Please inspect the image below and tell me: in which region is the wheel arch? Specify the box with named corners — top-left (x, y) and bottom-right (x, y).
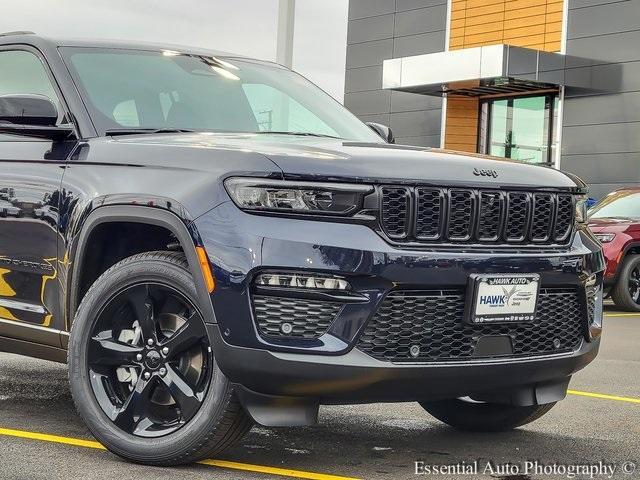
top-left (609, 244), bottom-right (640, 311)
top-left (66, 205), bottom-right (216, 339)
top-left (623, 242), bottom-right (640, 257)
top-left (612, 241), bottom-right (640, 280)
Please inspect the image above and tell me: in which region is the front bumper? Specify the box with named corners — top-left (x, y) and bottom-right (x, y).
top-left (195, 202), bottom-right (604, 406)
top-left (210, 323), bottom-right (599, 403)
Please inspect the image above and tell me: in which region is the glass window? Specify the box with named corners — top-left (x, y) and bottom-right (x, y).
top-left (480, 94), bottom-right (558, 165)
top-left (112, 99), bottom-right (140, 127)
top-left (589, 190), bottom-right (640, 219)
top-left (242, 83), bottom-right (338, 137)
top-left (61, 47), bottom-right (382, 143)
top-left (0, 50), bottom-right (62, 141)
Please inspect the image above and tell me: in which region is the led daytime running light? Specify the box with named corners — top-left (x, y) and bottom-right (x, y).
top-left (255, 273), bottom-right (350, 291)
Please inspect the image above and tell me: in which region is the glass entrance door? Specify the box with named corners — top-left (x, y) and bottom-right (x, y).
top-left (480, 94), bottom-right (558, 165)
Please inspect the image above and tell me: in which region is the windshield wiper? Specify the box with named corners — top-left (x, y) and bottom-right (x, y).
top-left (105, 128), bottom-right (343, 139)
top-left (252, 131), bottom-right (342, 139)
top-left (105, 128), bottom-right (196, 136)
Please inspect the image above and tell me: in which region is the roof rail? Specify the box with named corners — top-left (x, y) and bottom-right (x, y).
top-left (0, 31), bottom-right (36, 37)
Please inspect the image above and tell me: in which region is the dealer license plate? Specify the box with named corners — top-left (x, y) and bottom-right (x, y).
top-left (466, 274), bottom-right (540, 324)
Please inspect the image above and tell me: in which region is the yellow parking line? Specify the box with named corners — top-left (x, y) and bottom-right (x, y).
top-left (0, 427), bottom-right (360, 480)
top-left (604, 313), bottom-right (640, 317)
top-left (0, 427), bottom-right (105, 449)
top-left (199, 459), bottom-right (360, 480)
top-left (568, 390), bottom-right (640, 404)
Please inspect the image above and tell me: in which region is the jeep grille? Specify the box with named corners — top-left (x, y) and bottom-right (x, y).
top-left (380, 187), bottom-right (575, 246)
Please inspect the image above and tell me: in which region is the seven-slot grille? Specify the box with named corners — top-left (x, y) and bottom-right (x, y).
top-left (356, 288), bottom-right (586, 363)
top-left (380, 187), bottom-right (575, 245)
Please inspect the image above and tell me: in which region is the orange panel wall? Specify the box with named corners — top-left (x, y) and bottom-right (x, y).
top-left (444, 97), bottom-right (479, 153)
top-left (444, 0), bottom-right (564, 152)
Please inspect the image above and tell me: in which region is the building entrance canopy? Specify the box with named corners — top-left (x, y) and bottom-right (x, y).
top-left (383, 45), bottom-right (612, 97)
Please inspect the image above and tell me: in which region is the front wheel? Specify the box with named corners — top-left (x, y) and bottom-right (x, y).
top-left (419, 398), bottom-right (556, 432)
top-left (68, 251), bottom-right (252, 465)
top-left (611, 254), bottom-right (640, 312)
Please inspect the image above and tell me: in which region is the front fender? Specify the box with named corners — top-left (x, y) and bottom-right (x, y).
top-left (65, 204), bottom-right (216, 335)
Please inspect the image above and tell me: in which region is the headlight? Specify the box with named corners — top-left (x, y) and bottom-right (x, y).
top-left (595, 233), bottom-right (615, 243)
top-left (224, 178), bottom-right (373, 215)
top-left (575, 196), bottom-right (588, 223)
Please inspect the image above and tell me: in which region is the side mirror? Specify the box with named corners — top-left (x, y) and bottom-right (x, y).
top-left (0, 94), bottom-right (74, 140)
top-left (366, 122), bottom-right (395, 144)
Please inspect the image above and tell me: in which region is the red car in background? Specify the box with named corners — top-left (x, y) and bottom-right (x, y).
top-left (589, 187), bottom-right (640, 311)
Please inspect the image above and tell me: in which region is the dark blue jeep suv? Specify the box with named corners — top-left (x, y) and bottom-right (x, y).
top-left (0, 33), bottom-right (603, 465)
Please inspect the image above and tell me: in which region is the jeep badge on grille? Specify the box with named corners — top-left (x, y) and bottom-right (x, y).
top-left (473, 168), bottom-right (498, 178)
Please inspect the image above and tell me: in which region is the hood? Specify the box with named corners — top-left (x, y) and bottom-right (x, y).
top-left (588, 217), bottom-right (640, 233)
top-left (112, 133), bottom-right (582, 189)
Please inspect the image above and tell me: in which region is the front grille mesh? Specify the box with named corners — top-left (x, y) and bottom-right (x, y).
top-left (448, 190), bottom-right (474, 240)
top-left (505, 192), bottom-right (529, 241)
top-left (531, 193), bottom-right (553, 241)
top-left (554, 194), bottom-right (574, 241)
top-left (357, 288), bottom-right (585, 362)
top-left (253, 295), bottom-right (342, 339)
top-left (477, 191), bottom-right (503, 240)
top-left (381, 187), bottom-right (409, 238)
top-left (415, 188), bottom-right (443, 239)
top-left (587, 295), bottom-right (596, 325)
top-left (379, 187), bottom-right (575, 245)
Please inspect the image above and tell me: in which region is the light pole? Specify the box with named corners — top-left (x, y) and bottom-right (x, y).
top-left (275, 0), bottom-right (295, 131)
top-left (276, 0), bottom-right (295, 68)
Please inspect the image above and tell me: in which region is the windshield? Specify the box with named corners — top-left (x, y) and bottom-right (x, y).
top-left (589, 190), bottom-right (640, 219)
top-left (60, 47), bottom-right (382, 142)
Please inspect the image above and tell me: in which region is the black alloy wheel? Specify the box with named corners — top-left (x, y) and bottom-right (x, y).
top-left (628, 265), bottom-right (640, 304)
top-left (68, 251), bottom-right (252, 465)
top-left (88, 283), bottom-right (211, 437)
top-left (611, 254), bottom-right (640, 312)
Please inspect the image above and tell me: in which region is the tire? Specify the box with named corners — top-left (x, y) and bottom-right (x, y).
top-left (611, 254), bottom-right (640, 312)
top-left (419, 398), bottom-right (556, 432)
top-left (68, 251), bottom-right (252, 466)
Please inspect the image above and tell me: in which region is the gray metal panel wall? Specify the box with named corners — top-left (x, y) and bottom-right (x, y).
top-left (344, 0), bottom-right (447, 147)
top-left (562, 0), bottom-right (640, 199)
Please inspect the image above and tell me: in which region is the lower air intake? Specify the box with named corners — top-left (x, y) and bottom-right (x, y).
top-left (253, 295), bottom-right (343, 339)
top-left (357, 288), bottom-right (585, 362)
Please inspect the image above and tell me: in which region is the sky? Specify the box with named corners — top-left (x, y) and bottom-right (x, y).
top-left (0, 0), bottom-right (349, 101)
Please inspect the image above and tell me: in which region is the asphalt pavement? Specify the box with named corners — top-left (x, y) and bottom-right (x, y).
top-left (0, 306), bottom-right (638, 480)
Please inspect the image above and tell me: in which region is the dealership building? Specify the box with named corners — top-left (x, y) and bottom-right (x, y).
top-left (344, 0), bottom-right (640, 198)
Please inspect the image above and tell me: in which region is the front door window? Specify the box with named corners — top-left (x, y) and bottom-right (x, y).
top-left (480, 94), bottom-right (558, 165)
top-left (0, 50), bottom-right (62, 141)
